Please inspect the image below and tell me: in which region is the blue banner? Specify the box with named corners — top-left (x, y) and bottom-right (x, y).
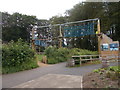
top-left (35, 40), bottom-right (47, 47)
top-left (64, 23), bottom-right (95, 37)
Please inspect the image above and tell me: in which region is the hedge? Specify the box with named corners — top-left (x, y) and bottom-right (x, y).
top-left (2, 39), bottom-right (38, 74)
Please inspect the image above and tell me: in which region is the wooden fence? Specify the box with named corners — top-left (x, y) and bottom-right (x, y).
top-left (72, 55), bottom-right (100, 65)
top-left (72, 54), bottom-right (119, 64)
top-left (66, 54), bottom-right (119, 67)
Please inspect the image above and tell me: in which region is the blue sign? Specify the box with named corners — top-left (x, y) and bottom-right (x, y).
top-left (109, 43), bottom-right (119, 51)
top-left (64, 23), bottom-right (95, 37)
top-left (101, 44), bottom-right (109, 51)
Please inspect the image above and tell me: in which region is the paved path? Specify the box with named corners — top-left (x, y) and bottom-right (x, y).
top-left (13, 74), bottom-right (82, 88)
top-left (2, 62), bottom-right (118, 88)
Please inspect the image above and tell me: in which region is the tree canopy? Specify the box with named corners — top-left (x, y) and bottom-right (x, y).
top-left (2, 12), bottom-right (49, 42)
top-left (1, 2), bottom-right (120, 50)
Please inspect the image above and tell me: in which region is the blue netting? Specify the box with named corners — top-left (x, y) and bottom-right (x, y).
top-left (35, 40), bottom-right (47, 47)
top-left (64, 23), bottom-right (95, 37)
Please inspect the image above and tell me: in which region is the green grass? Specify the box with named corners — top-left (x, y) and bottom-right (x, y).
top-left (2, 60), bottom-right (38, 74)
top-left (36, 54), bottom-right (46, 62)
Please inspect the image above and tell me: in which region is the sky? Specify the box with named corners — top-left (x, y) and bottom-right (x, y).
top-left (0, 0), bottom-right (85, 20)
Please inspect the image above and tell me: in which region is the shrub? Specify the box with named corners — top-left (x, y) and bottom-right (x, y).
top-left (93, 69), bottom-right (100, 73)
top-left (2, 39), bottom-right (38, 74)
top-left (45, 46), bottom-right (71, 64)
top-left (44, 47), bottom-right (98, 64)
top-left (109, 66), bottom-right (120, 72)
top-left (71, 48), bottom-right (98, 55)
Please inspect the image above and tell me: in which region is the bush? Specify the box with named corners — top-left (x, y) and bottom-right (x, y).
top-left (93, 69), bottom-right (100, 73)
top-left (45, 47), bottom-right (98, 64)
top-left (2, 39), bottom-right (38, 74)
top-left (109, 66), bottom-right (120, 72)
top-left (45, 46), bottom-right (71, 64)
top-left (71, 48), bottom-right (98, 55)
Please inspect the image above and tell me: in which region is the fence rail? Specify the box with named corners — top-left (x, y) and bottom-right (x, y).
top-left (72, 55), bottom-right (100, 65)
top-left (67, 54), bottom-right (119, 67)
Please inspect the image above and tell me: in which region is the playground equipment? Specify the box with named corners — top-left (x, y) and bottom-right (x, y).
top-left (31, 18), bottom-right (100, 51)
top-left (31, 18), bottom-right (119, 65)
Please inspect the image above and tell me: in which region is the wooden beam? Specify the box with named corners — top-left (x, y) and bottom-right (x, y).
top-left (97, 19), bottom-right (101, 56)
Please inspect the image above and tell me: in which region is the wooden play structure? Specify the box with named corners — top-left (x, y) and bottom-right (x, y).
top-left (31, 18), bottom-right (119, 66)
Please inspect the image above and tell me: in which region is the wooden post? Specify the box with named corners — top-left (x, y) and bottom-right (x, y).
top-left (97, 19), bottom-right (101, 56)
top-left (32, 28), bottom-right (35, 50)
top-left (59, 25), bottom-right (62, 48)
top-left (80, 56), bottom-right (81, 65)
top-left (90, 56), bottom-right (92, 63)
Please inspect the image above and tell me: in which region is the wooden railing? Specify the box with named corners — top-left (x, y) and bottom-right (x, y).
top-left (67, 54), bottom-right (119, 67)
top-left (72, 55), bottom-right (100, 65)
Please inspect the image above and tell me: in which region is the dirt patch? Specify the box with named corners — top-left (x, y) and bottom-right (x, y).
top-left (37, 61), bottom-right (52, 67)
top-left (83, 72), bottom-right (119, 88)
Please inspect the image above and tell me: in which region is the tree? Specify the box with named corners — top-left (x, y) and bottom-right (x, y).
top-left (2, 12), bottom-right (37, 42)
top-left (64, 2), bottom-right (120, 50)
top-left (2, 12), bottom-right (49, 42)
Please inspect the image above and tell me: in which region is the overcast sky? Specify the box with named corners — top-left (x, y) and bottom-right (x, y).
top-left (0, 0), bottom-right (85, 20)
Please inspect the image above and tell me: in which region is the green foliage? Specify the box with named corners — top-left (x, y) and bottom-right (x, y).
top-left (2, 12), bottom-right (49, 42)
top-left (45, 47), bottom-right (98, 64)
top-left (65, 2), bottom-right (120, 50)
top-left (2, 39), bottom-right (38, 74)
top-left (71, 48), bottom-right (98, 55)
top-left (93, 66), bottom-right (120, 80)
top-left (109, 66), bottom-right (120, 72)
top-left (93, 69), bottom-right (100, 73)
top-left (49, 15), bottom-right (67, 24)
top-left (36, 54), bottom-right (46, 62)
top-left (44, 46), bottom-right (71, 64)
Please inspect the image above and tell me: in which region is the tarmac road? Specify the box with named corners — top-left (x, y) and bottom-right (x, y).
top-left (2, 62), bottom-right (118, 88)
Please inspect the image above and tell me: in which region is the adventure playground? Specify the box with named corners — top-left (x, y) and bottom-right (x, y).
top-left (31, 18), bottom-right (119, 67)
top-left (1, 2), bottom-right (120, 89)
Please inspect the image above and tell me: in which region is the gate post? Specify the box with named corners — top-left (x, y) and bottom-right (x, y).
top-left (59, 25), bottom-right (62, 48)
top-left (97, 19), bottom-right (101, 56)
